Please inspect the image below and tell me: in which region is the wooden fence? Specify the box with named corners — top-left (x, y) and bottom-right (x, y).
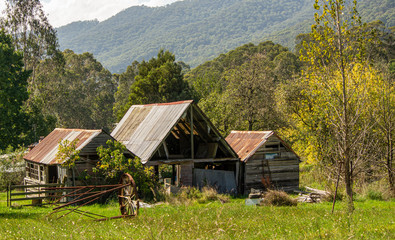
top-left (7, 183), bottom-right (65, 207)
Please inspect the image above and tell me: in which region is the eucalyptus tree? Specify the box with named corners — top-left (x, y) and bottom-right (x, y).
top-left (113, 61), bottom-right (139, 121)
top-left (223, 53), bottom-right (278, 132)
top-left (0, 31), bottom-right (30, 149)
top-left (0, 0), bottom-right (61, 84)
top-left (35, 50), bottom-right (116, 131)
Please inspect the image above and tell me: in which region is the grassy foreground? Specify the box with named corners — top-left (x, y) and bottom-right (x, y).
top-left (0, 192), bottom-right (394, 239)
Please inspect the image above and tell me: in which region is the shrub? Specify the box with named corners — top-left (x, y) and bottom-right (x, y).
top-left (367, 190), bottom-right (383, 201)
top-left (352, 179), bottom-right (394, 201)
top-left (260, 190), bottom-right (297, 206)
top-left (179, 186), bottom-right (203, 200)
top-left (163, 186), bottom-right (201, 205)
top-left (356, 180), bottom-right (392, 201)
top-left (198, 186), bottom-right (230, 204)
top-left (94, 140), bottom-right (159, 202)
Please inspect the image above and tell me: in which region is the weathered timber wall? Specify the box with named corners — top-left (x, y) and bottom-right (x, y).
top-left (79, 132), bottom-right (113, 155)
top-left (180, 161), bottom-right (193, 186)
top-left (244, 136), bottom-right (299, 193)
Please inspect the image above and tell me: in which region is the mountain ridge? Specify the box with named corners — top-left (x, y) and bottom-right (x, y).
top-left (56, 0), bottom-right (394, 73)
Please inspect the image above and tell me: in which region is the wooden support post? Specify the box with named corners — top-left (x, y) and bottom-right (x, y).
top-left (190, 108), bottom-right (194, 159)
top-left (7, 183), bottom-right (10, 207)
top-left (163, 143), bottom-right (169, 160)
top-left (72, 167), bottom-right (76, 187)
top-left (171, 165), bottom-right (176, 185)
top-left (154, 165), bottom-right (159, 180)
top-left (235, 161), bottom-right (239, 194)
top-left (38, 165), bottom-right (41, 183)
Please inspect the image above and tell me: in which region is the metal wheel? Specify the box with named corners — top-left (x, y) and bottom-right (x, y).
top-left (118, 173), bottom-right (139, 216)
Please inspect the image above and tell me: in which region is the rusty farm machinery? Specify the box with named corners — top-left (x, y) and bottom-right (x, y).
top-left (46, 173), bottom-right (139, 221)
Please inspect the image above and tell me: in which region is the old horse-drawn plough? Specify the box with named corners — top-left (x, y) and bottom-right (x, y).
top-left (46, 173), bottom-right (139, 221)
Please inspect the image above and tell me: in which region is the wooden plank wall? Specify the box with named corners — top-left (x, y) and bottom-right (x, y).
top-left (244, 136), bottom-right (299, 193)
top-left (73, 157), bottom-right (101, 186)
top-left (180, 161), bottom-right (193, 186)
top-left (79, 132), bottom-right (113, 155)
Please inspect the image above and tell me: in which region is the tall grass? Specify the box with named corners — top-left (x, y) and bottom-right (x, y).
top-left (164, 186), bottom-right (230, 205)
top-left (0, 192), bottom-right (393, 239)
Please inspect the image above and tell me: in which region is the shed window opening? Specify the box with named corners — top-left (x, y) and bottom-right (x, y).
top-left (265, 153), bottom-right (278, 160)
top-left (26, 162), bottom-right (40, 180)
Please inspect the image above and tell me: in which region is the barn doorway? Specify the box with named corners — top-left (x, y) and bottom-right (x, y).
top-left (48, 165), bottom-right (58, 183)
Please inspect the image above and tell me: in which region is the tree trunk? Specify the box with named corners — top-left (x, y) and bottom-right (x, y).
top-left (335, 1), bottom-right (354, 212)
top-left (388, 131), bottom-right (394, 196)
top-left (248, 120), bottom-right (253, 131)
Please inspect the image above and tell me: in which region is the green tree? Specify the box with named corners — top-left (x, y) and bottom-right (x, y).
top-left (273, 51), bottom-right (301, 82)
top-left (198, 90), bottom-right (236, 135)
top-left (0, 0), bottom-right (61, 82)
top-left (55, 139), bottom-right (81, 168)
top-left (0, 147), bottom-right (25, 190)
top-left (0, 31), bottom-right (30, 150)
top-left (186, 41), bottom-right (294, 101)
top-left (125, 49), bottom-right (193, 114)
top-left (34, 50), bottom-right (116, 130)
top-left (113, 61), bottom-right (139, 121)
top-left (95, 140), bottom-right (158, 200)
top-left (224, 53), bottom-right (278, 131)
top-left (195, 41), bottom-right (299, 136)
top-left (1, 0), bottom-right (62, 145)
top-left (371, 62), bottom-right (395, 195)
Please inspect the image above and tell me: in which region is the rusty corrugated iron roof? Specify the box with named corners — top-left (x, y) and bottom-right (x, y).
top-left (226, 131), bottom-right (300, 162)
top-left (111, 100), bottom-right (193, 163)
top-left (24, 128), bottom-right (103, 165)
top-left (225, 131), bottom-right (273, 162)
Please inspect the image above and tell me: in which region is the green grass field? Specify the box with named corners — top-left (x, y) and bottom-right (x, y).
top-left (0, 192), bottom-right (394, 239)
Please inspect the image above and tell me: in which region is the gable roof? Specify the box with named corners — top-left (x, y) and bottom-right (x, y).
top-left (225, 131), bottom-right (299, 162)
top-left (24, 128), bottom-right (114, 165)
top-left (111, 100), bottom-right (237, 163)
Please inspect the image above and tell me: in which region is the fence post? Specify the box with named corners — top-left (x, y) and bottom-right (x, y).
top-left (7, 183), bottom-right (10, 207)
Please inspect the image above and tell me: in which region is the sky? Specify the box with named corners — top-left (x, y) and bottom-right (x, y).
top-left (0, 0), bottom-right (180, 27)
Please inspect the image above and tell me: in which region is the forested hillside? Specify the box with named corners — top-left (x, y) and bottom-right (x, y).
top-left (57, 0), bottom-right (394, 73)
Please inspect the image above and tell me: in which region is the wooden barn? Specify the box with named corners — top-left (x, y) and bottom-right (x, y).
top-left (226, 131), bottom-right (300, 193)
top-left (23, 128), bottom-right (130, 186)
top-left (111, 100), bottom-right (240, 193)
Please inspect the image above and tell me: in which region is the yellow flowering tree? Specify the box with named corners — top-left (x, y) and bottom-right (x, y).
top-left (294, 0), bottom-right (383, 211)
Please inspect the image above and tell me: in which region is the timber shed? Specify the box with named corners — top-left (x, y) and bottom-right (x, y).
top-left (23, 128), bottom-right (130, 186)
top-left (226, 131), bottom-right (300, 193)
top-left (111, 100), bottom-right (240, 193)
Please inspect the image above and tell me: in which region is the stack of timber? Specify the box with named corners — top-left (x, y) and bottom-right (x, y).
top-left (296, 187), bottom-right (330, 203)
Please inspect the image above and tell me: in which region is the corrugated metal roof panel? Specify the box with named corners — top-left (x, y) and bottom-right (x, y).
top-left (225, 131), bottom-right (273, 162)
top-left (111, 101), bottom-right (192, 163)
top-left (24, 128), bottom-right (103, 165)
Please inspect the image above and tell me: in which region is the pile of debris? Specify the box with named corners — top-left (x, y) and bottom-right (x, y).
top-left (296, 187), bottom-right (330, 203)
top-left (245, 187), bottom-right (330, 206)
top-left (245, 188), bottom-right (265, 206)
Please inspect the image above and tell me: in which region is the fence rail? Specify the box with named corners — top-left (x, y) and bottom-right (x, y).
top-left (7, 183), bottom-right (65, 207)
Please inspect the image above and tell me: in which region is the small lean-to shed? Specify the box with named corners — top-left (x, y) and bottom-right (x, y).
top-left (111, 100), bottom-right (240, 193)
top-left (23, 128), bottom-right (129, 186)
top-left (226, 131), bottom-right (300, 193)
